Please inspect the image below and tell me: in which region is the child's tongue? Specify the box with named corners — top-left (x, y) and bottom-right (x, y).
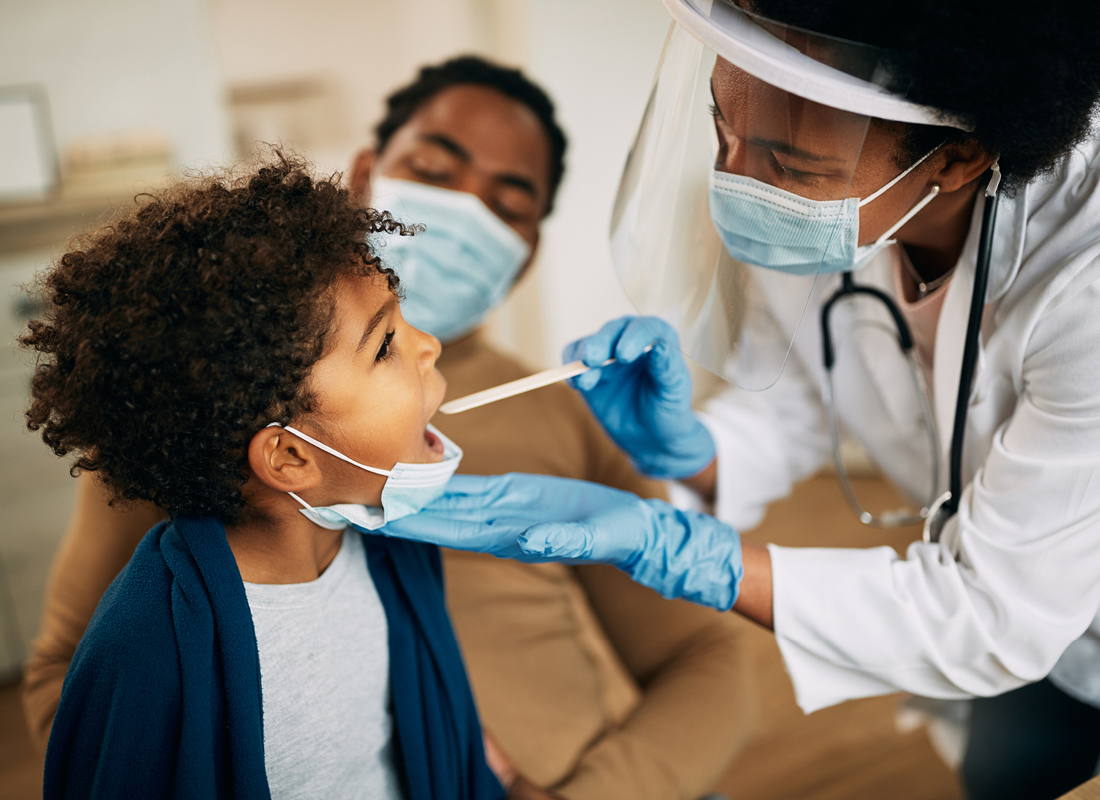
top-left (424, 428), bottom-right (444, 455)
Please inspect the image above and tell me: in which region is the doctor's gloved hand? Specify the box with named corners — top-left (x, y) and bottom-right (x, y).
top-left (564, 316), bottom-right (716, 480)
top-left (379, 473), bottom-right (641, 561)
top-left (381, 473), bottom-right (743, 610)
top-left (519, 495), bottom-right (743, 611)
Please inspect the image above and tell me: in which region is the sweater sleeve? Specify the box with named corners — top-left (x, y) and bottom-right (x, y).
top-left (557, 565), bottom-right (751, 800)
top-left (550, 404), bottom-right (750, 800)
top-left (22, 473), bottom-right (162, 751)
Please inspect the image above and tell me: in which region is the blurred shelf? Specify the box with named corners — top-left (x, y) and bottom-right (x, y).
top-left (0, 168), bottom-right (172, 255)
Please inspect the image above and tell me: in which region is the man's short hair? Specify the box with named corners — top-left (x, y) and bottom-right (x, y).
top-left (375, 55), bottom-right (568, 215)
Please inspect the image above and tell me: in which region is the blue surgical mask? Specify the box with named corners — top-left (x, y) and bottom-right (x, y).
top-left (266, 422), bottom-right (463, 531)
top-left (708, 147), bottom-right (941, 276)
top-left (370, 177), bottom-right (532, 343)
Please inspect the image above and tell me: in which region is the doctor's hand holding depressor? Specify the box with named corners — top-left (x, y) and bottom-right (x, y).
top-left (380, 473), bottom-right (745, 611)
top-left (563, 316), bottom-right (717, 486)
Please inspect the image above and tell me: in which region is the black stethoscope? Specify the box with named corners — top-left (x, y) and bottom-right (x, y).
top-left (819, 176), bottom-right (1001, 543)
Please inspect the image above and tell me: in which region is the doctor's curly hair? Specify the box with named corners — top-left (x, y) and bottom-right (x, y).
top-left (21, 149), bottom-right (410, 523)
top-left (751, 0), bottom-right (1100, 192)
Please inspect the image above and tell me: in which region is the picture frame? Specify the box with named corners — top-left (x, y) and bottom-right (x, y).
top-left (0, 84), bottom-right (58, 204)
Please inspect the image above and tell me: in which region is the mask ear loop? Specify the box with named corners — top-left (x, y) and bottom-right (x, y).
top-left (858, 144), bottom-right (943, 208)
top-left (287, 491), bottom-right (319, 513)
top-left (263, 422), bottom-right (393, 477)
top-left (873, 183), bottom-right (941, 245)
top-left (854, 143), bottom-right (945, 249)
top-left (264, 422), bottom-right (392, 519)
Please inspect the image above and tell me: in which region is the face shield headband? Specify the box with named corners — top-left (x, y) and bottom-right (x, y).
top-left (609, 0), bottom-right (972, 390)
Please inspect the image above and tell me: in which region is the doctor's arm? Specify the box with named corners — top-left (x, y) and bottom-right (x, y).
top-left (386, 472), bottom-right (773, 625)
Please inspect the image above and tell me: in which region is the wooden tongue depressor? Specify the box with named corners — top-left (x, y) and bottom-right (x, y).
top-left (439, 345), bottom-right (653, 415)
top-left (439, 359), bottom-right (610, 415)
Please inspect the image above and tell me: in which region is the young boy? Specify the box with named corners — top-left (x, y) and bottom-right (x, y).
top-left (21, 151), bottom-right (505, 800)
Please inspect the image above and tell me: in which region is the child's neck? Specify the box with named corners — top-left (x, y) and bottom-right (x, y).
top-left (225, 501), bottom-right (344, 585)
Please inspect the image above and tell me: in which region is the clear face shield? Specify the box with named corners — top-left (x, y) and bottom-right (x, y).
top-left (611, 0), bottom-right (963, 391)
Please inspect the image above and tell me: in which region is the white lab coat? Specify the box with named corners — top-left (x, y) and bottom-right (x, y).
top-left (690, 135), bottom-right (1100, 714)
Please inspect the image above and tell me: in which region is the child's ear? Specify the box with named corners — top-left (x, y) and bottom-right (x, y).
top-left (247, 427), bottom-right (322, 494)
top-left (347, 148), bottom-right (375, 206)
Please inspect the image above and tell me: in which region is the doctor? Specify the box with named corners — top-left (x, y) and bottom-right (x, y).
top-left (383, 0), bottom-right (1100, 797)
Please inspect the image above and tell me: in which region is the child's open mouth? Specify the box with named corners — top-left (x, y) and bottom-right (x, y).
top-left (424, 428), bottom-right (445, 456)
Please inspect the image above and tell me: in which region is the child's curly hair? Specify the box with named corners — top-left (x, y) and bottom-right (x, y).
top-left (21, 149), bottom-right (412, 523)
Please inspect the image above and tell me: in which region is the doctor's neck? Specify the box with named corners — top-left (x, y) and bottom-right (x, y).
top-left (895, 178), bottom-right (982, 283)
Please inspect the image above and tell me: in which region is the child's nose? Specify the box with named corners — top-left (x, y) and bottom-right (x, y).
top-left (415, 326), bottom-right (442, 372)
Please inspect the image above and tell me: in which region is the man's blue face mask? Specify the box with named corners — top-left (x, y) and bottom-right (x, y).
top-left (371, 177), bottom-right (532, 343)
top-left (708, 146), bottom-right (942, 276)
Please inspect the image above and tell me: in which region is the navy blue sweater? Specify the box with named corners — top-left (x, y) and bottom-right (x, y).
top-left (44, 516), bottom-right (504, 800)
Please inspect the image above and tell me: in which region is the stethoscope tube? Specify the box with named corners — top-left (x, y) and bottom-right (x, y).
top-left (821, 271), bottom-right (941, 529)
top-left (945, 193), bottom-right (999, 519)
top-left (820, 272), bottom-right (916, 371)
top-left (820, 191), bottom-right (1000, 542)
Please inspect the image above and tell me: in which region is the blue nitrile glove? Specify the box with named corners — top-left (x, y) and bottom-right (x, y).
top-left (379, 473), bottom-right (640, 562)
top-left (563, 316), bottom-right (716, 480)
top-left (381, 473), bottom-right (743, 610)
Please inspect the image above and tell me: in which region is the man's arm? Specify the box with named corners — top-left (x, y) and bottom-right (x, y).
top-left (547, 411), bottom-right (751, 800)
top-left (22, 473), bottom-right (162, 750)
top-left (557, 564), bottom-right (751, 800)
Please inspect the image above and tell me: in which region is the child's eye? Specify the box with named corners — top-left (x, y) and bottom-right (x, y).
top-left (376, 330), bottom-right (395, 362)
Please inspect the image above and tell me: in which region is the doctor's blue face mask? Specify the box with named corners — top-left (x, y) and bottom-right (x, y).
top-left (370, 177), bottom-right (532, 343)
top-left (708, 146), bottom-right (942, 276)
top-left (266, 422), bottom-right (463, 532)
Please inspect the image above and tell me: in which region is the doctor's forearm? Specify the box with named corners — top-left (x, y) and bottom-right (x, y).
top-left (732, 542), bottom-right (773, 630)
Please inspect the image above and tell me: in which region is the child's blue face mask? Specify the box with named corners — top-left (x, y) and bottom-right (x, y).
top-left (371, 177), bottom-right (532, 343)
top-left (266, 423), bottom-right (463, 531)
top-left (707, 146), bottom-right (941, 276)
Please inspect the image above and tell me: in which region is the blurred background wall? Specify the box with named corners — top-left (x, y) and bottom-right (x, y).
top-left (0, 0), bottom-right (235, 681)
top-left (205, 0), bottom-right (671, 368)
top-left (0, 0), bottom-right (672, 677)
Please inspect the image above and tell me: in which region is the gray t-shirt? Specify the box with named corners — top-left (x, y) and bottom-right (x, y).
top-left (244, 529), bottom-right (403, 800)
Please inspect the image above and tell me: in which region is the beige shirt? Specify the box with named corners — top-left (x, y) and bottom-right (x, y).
top-left (433, 334), bottom-right (750, 800)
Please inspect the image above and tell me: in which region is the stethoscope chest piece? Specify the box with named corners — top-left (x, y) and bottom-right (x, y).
top-left (922, 491), bottom-right (953, 544)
